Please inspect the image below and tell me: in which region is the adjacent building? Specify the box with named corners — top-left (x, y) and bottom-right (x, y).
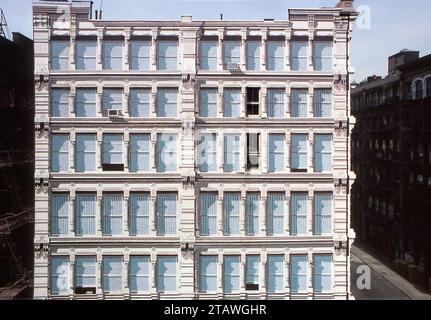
top-left (352, 50), bottom-right (431, 290)
top-left (0, 30), bottom-right (34, 299)
top-left (33, 0), bottom-right (357, 299)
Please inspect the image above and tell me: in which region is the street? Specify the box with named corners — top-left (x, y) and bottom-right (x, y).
top-left (351, 253), bottom-right (408, 300)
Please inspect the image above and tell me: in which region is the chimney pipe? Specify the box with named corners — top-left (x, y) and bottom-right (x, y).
top-left (95, 10), bottom-right (98, 20)
top-left (99, 10), bottom-right (103, 19)
top-left (220, 14), bottom-right (223, 20)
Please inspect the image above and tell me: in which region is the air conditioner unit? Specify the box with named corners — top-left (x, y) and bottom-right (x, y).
top-left (227, 62), bottom-right (240, 71)
top-left (108, 109), bottom-right (123, 118)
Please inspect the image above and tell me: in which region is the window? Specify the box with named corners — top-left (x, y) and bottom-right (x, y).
top-left (156, 133), bottom-right (178, 172)
top-left (102, 134), bottom-right (124, 171)
top-left (223, 256), bottom-right (240, 293)
top-left (103, 256), bottom-right (123, 293)
top-left (291, 134), bottom-right (308, 172)
top-left (314, 255), bottom-right (332, 292)
top-left (129, 134), bottom-right (150, 172)
top-left (314, 134), bottom-right (332, 172)
top-left (267, 41), bottom-right (284, 71)
top-left (314, 193), bottom-right (332, 235)
top-left (291, 193), bottom-right (308, 236)
top-left (200, 256), bottom-right (218, 293)
top-left (267, 89), bottom-right (284, 118)
top-left (200, 41), bottom-right (218, 70)
top-left (51, 135), bottom-right (69, 172)
top-left (245, 255), bottom-right (260, 290)
top-left (268, 134), bottom-right (285, 173)
top-left (103, 41), bottom-right (123, 70)
top-left (75, 256), bottom-right (97, 294)
top-left (129, 193), bottom-right (150, 236)
top-left (51, 257), bottom-right (69, 295)
top-left (426, 78), bottom-right (431, 97)
top-left (103, 89), bottom-right (123, 113)
top-left (246, 88), bottom-right (260, 116)
top-left (158, 41), bottom-right (177, 70)
top-left (224, 41), bottom-right (241, 65)
top-left (51, 88), bottom-right (69, 117)
top-left (76, 134), bottom-right (97, 172)
top-left (130, 41), bottom-right (150, 70)
top-left (129, 88), bottom-right (150, 117)
top-left (291, 41), bottom-right (307, 71)
top-left (291, 89), bottom-right (308, 118)
top-left (75, 193), bottom-right (96, 236)
top-left (129, 256), bottom-right (150, 293)
top-left (75, 88), bottom-right (97, 117)
top-left (247, 41), bottom-right (261, 71)
top-left (224, 134), bottom-right (241, 172)
top-left (267, 193), bottom-right (284, 235)
top-left (290, 255), bottom-right (307, 292)
top-left (247, 133), bottom-right (260, 170)
top-left (51, 41), bottom-right (69, 70)
top-left (267, 255), bottom-right (284, 293)
top-left (414, 80), bottom-right (424, 100)
top-left (157, 256), bottom-right (177, 292)
top-left (224, 89), bottom-right (241, 118)
top-left (200, 193), bottom-right (217, 236)
top-left (102, 193), bottom-right (123, 236)
top-left (314, 41), bottom-right (332, 71)
top-left (157, 89), bottom-right (178, 117)
top-left (76, 40), bottom-right (97, 70)
top-left (51, 194), bottom-right (69, 236)
top-left (198, 133), bottom-right (217, 172)
top-left (200, 89), bottom-right (218, 117)
top-left (314, 89), bottom-right (332, 118)
top-left (246, 193), bottom-right (260, 236)
top-left (156, 193), bottom-right (177, 235)
top-left (223, 193), bottom-right (240, 235)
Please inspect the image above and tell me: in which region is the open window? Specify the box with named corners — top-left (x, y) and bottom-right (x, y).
top-left (247, 133), bottom-right (260, 170)
top-left (246, 88), bottom-right (260, 116)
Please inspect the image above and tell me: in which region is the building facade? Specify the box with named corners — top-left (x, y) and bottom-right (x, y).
top-left (33, 0), bottom-right (357, 300)
top-left (352, 51), bottom-right (431, 290)
top-left (0, 31), bottom-right (34, 299)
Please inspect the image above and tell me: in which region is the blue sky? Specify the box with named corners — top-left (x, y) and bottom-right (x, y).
top-left (1, 0), bottom-right (431, 81)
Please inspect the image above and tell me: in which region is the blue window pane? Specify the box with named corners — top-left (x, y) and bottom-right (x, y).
top-left (51, 135), bottom-right (69, 172)
top-left (223, 193), bottom-right (240, 235)
top-left (51, 41), bottom-right (69, 70)
top-left (246, 193), bottom-right (260, 236)
top-left (130, 193), bottom-right (150, 236)
top-left (314, 193), bottom-right (333, 235)
top-left (75, 194), bottom-right (96, 236)
top-left (51, 89), bottom-right (69, 117)
top-left (103, 41), bottom-right (123, 70)
top-left (157, 256), bottom-right (177, 292)
top-left (198, 133), bottom-right (217, 172)
top-left (156, 133), bottom-right (177, 172)
top-left (157, 89), bottom-right (177, 117)
top-left (291, 193), bottom-right (308, 236)
top-left (314, 255), bottom-right (332, 292)
top-left (76, 41), bottom-right (97, 70)
top-left (291, 134), bottom-right (308, 170)
top-left (314, 134), bottom-right (332, 172)
top-left (267, 255), bottom-right (284, 292)
top-left (200, 89), bottom-right (218, 117)
top-left (201, 42), bottom-right (218, 70)
top-left (247, 42), bottom-right (260, 71)
top-left (51, 257), bottom-right (69, 294)
top-left (291, 42), bottom-right (307, 71)
top-left (157, 193), bottom-right (177, 235)
top-left (51, 194), bottom-right (69, 236)
top-left (75, 256), bottom-right (96, 287)
top-left (75, 89), bottom-right (97, 117)
top-left (130, 134), bottom-right (150, 172)
top-left (200, 256), bottom-right (218, 293)
top-left (223, 89), bottom-right (241, 118)
top-left (130, 41), bottom-right (150, 70)
top-left (290, 255), bottom-right (307, 292)
top-left (200, 193), bottom-right (218, 236)
top-left (267, 193), bottom-right (284, 235)
top-left (223, 256), bottom-right (240, 293)
top-left (103, 256), bottom-right (123, 292)
top-left (102, 194), bottom-right (123, 236)
top-left (267, 42), bottom-right (284, 71)
top-left (224, 134), bottom-right (240, 172)
top-left (130, 256), bottom-right (150, 292)
top-left (76, 134), bottom-right (96, 172)
top-left (268, 134), bottom-right (284, 173)
top-left (129, 89), bottom-right (150, 117)
top-left (158, 42), bottom-right (177, 70)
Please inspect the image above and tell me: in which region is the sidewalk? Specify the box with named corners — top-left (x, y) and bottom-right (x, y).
top-left (352, 244), bottom-right (431, 300)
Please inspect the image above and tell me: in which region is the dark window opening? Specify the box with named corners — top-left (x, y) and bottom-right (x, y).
top-left (102, 163), bottom-right (124, 171)
top-left (74, 287), bottom-right (96, 295)
top-left (245, 283), bottom-right (259, 291)
top-left (246, 88), bottom-right (260, 116)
